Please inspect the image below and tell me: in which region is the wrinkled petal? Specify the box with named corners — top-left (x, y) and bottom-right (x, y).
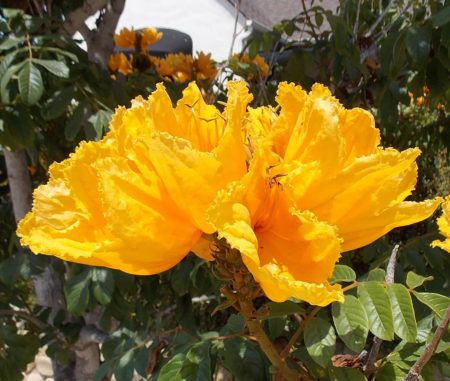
top-left (432, 197), bottom-right (450, 253)
top-left (207, 183), bottom-right (343, 305)
top-left (287, 147), bottom-right (442, 251)
top-left (18, 82), bottom-right (251, 275)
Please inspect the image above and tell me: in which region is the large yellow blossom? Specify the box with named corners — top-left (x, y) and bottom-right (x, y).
top-left (432, 197), bottom-right (450, 253)
top-left (208, 82), bottom-right (441, 306)
top-left (17, 82), bottom-right (251, 275)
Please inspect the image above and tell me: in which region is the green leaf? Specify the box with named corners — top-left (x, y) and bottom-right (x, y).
top-left (357, 282), bottom-right (394, 340)
top-left (416, 315), bottom-right (433, 343)
top-left (332, 295), bottom-right (369, 353)
top-left (0, 35), bottom-right (24, 51)
top-left (405, 26), bottom-right (430, 64)
top-left (134, 346), bottom-right (149, 376)
top-left (0, 104), bottom-right (34, 149)
top-left (33, 58), bottom-right (70, 78)
top-left (220, 338), bottom-right (268, 381)
top-left (64, 269), bottom-right (91, 316)
top-left (87, 109), bottom-right (111, 141)
top-left (387, 284), bottom-right (417, 342)
top-left (304, 317), bottom-right (336, 368)
top-left (65, 101), bottom-right (87, 141)
top-left (332, 367), bottom-right (367, 381)
top-left (430, 7), bottom-right (450, 27)
top-left (0, 61), bottom-right (26, 103)
top-left (180, 341), bottom-right (212, 381)
top-left (114, 349), bottom-right (135, 381)
top-left (263, 301), bottom-right (305, 318)
top-left (171, 259), bottom-right (194, 296)
top-left (41, 86), bottom-right (75, 120)
top-left (157, 353), bottom-right (185, 381)
top-left (412, 292), bottom-right (450, 319)
top-left (329, 265), bottom-right (356, 284)
top-left (92, 268), bottom-right (114, 305)
top-left (268, 317), bottom-right (286, 339)
top-left (376, 362), bottom-right (408, 381)
top-left (406, 271), bottom-right (433, 289)
top-left (18, 61), bottom-right (43, 105)
top-left (220, 314), bottom-right (245, 335)
top-left (367, 268), bottom-right (386, 282)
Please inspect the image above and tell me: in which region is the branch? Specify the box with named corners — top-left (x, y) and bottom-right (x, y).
top-left (86, 0), bottom-right (126, 68)
top-left (3, 149), bottom-right (32, 223)
top-left (0, 309), bottom-right (48, 330)
top-left (365, 0), bottom-right (395, 37)
top-left (403, 306), bottom-right (450, 381)
top-left (63, 0), bottom-right (109, 36)
top-left (364, 244), bottom-right (400, 375)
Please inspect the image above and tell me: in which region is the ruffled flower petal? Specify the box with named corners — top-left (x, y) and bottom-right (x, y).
top-left (432, 197), bottom-right (450, 253)
top-left (207, 182), bottom-right (343, 305)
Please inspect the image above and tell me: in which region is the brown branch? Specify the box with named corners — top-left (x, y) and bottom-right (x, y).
top-left (403, 306), bottom-right (450, 381)
top-left (239, 298), bottom-right (300, 381)
top-left (280, 306), bottom-right (321, 360)
top-left (85, 0), bottom-right (126, 68)
top-left (3, 149), bottom-right (32, 223)
top-left (364, 244), bottom-right (400, 376)
top-left (0, 309), bottom-right (48, 329)
top-left (63, 0), bottom-right (109, 36)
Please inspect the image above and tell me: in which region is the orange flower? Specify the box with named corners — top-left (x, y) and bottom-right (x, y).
top-left (416, 96), bottom-right (424, 106)
top-left (114, 27), bottom-right (136, 49)
top-left (140, 27), bottom-right (163, 50)
top-left (152, 53), bottom-right (193, 83)
top-left (108, 53), bottom-right (133, 75)
top-left (233, 53), bottom-right (270, 81)
top-left (194, 51), bottom-right (217, 82)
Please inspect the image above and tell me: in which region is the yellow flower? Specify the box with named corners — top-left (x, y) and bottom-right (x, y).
top-left (140, 27), bottom-right (162, 50)
top-left (416, 96), bottom-right (425, 106)
top-left (194, 51), bottom-right (217, 82)
top-left (432, 197), bottom-right (450, 253)
top-left (17, 82), bottom-right (252, 275)
top-left (114, 27), bottom-right (136, 49)
top-left (108, 53), bottom-right (133, 75)
top-left (208, 82), bottom-right (441, 306)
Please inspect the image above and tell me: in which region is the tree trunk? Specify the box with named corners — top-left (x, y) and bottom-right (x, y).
top-left (3, 148), bottom-right (72, 380)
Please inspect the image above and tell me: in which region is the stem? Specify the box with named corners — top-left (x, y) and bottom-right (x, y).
top-left (403, 306), bottom-right (450, 381)
top-left (280, 306), bottom-right (321, 360)
top-left (239, 298), bottom-right (300, 381)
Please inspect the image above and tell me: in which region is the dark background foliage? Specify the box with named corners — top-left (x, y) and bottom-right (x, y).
top-left (0, 1), bottom-right (449, 380)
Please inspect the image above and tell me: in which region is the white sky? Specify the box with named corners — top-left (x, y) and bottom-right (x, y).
top-left (114, 0), bottom-right (247, 60)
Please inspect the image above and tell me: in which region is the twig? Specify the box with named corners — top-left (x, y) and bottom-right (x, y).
top-left (300, 0), bottom-right (319, 41)
top-left (373, 1), bottom-right (413, 44)
top-left (239, 298), bottom-right (299, 381)
top-left (365, 0), bottom-right (395, 37)
top-left (353, 0), bottom-right (361, 41)
top-left (228, 0), bottom-right (242, 61)
top-left (403, 305), bottom-right (450, 381)
top-left (280, 306), bottom-right (321, 359)
top-left (364, 244), bottom-right (400, 375)
top-left (0, 308), bottom-right (48, 330)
